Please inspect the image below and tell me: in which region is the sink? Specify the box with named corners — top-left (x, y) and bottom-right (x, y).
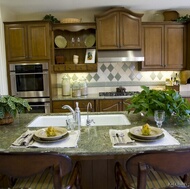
top-left (27, 114), bottom-right (131, 127)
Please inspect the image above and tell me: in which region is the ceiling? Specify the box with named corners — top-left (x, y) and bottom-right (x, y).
top-left (1, 0), bottom-right (190, 14)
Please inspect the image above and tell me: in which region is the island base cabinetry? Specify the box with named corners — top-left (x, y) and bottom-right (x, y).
top-left (73, 157), bottom-right (130, 189)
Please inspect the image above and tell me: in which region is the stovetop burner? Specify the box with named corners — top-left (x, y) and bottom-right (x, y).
top-left (99, 91), bottom-right (140, 97)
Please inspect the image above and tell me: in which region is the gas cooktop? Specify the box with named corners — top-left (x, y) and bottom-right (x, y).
top-left (99, 91), bottom-right (140, 97)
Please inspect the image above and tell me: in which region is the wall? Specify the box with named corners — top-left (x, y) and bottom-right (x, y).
top-left (0, 5), bottom-right (17, 95)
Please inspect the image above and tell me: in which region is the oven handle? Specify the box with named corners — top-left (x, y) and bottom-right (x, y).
top-left (11, 72), bottom-right (49, 76)
top-left (30, 104), bottom-right (50, 107)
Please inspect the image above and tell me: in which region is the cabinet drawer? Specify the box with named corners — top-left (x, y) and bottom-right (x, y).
top-left (75, 64), bottom-right (87, 71)
top-left (53, 65), bottom-right (66, 72)
top-left (65, 64), bottom-right (76, 71)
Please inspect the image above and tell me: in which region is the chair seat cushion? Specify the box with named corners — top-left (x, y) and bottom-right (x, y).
top-left (13, 167), bottom-right (75, 189)
top-left (126, 168), bottom-right (186, 189)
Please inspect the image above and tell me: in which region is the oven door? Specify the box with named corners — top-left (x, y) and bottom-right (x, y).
top-left (9, 63), bottom-right (49, 98)
top-left (27, 98), bottom-right (50, 113)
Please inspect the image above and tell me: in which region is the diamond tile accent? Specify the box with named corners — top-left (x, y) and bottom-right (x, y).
top-left (129, 63), bottom-right (135, 71)
top-left (157, 72), bottom-right (163, 80)
top-left (150, 72), bottom-right (156, 80)
top-left (136, 73), bottom-right (143, 80)
top-left (129, 72), bottom-right (135, 81)
top-left (115, 73), bottom-right (121, 81)
top-left (122, 63), bottom-right (129, 72)
top-left (108, 73), bottom-right (114, 81)
top-left (100, 64), bottom-right (107, 72)
top-left (108, 64), bottom-right (114, 72)
top-left (93, 73), bottom-right (100, 81)
top-left (72, 74), bottom-right (78, 81)
top-left (86, 74), bottom-right (93, 82)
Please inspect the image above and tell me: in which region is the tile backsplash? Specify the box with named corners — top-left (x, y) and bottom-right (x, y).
top-left (57, 62), bottom-right (179, 95)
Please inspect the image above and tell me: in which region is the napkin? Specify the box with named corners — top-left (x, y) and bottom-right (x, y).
top-left (11, 130), bottom-right (80, 148)
top-left (12, 129), bottom-right (35, 146)
top-left (109, 129), bottom-right (180, 148)
top-left (109, 129), bottom-right (136, 146)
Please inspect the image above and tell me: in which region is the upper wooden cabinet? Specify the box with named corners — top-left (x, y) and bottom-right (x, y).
top-left (52, 23), bottom-right (97, 73)
top-left (4, 21), bottom-right (51, 61)
top-left (140, 22), bottom-right (186, 71)
top-left (95, 7), bottom-right (143, 50)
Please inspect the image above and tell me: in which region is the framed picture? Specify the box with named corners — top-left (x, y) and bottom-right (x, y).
top-left (85, 49), bottom-right (96, 63)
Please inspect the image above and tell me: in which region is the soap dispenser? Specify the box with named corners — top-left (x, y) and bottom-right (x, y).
top-left (75, 102), bottom-right (81, 130)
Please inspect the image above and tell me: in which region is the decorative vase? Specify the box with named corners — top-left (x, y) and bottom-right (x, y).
top-left (0, 113), bottom-right (14, 125)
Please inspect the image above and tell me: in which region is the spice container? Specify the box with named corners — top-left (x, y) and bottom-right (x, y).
top-left (80, 77), bottom-right (88, 96)
top-left (62, 74), bottom-right (70, 96)
top-left (72, 81), bottom-right (81, 97)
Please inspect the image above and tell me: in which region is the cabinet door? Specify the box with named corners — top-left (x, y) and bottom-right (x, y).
top-left (4, 22), bottom-right (50, 61)
top-left (165, 25), bottom-right (186, 70)
top-left (96, 12), bottom-right (120, 49)
top-left (140, 24), bottom-right (164, 70)
top-left (5, 24), bottom-right (28, 61)
top-left (120, 12), bottom-right (142, 49)
top-left (98, 99), bottom-right (123, 112)
top-left (28, 23), bottom-right (50, 60)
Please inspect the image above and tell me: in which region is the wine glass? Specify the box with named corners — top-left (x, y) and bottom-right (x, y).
top-left (154, 110), bottom-right (165, 128)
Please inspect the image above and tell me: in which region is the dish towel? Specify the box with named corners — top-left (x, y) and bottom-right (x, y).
top-left (11, 130), bottom-right (80, 148)
top-left (109, 129), bottom-right (180, 148)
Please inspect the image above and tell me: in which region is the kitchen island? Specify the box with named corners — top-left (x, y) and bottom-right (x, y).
top-left (0, 112), bottom-right (190, 189)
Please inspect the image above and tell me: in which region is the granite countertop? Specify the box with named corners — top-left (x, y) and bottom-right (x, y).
top-left (52, 91), bottom-right (190, 101)
top-left (52, 94), bottom-right (132, 101)
top-left (1, 112), bottom-right (190, 159)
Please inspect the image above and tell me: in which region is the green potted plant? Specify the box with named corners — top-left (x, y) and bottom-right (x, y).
top-left (126, 86), bottom-right (190, 122)
top-left (0, 95), bottom-right (31, 125)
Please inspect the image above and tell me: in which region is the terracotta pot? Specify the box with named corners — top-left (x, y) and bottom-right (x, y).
top-left (0, 113), bottom-right (14, 125)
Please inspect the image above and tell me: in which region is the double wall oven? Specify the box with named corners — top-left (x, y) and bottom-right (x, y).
top-left (9, 63), bottom-right (50, 113)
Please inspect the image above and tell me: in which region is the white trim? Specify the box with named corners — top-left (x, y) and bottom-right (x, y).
top-left (0, 6), bottom-right (8, 95)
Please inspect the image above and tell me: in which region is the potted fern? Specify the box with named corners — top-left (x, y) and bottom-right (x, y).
top-left (0, 95), bottom-right (31, 125)
top-left (126, 86), bottom-right (190, 122)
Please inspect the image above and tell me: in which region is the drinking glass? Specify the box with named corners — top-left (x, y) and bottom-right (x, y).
top-left (67, 117), bottom-right (76, 134)
top-left (154, 110), bottom-right (165, 128)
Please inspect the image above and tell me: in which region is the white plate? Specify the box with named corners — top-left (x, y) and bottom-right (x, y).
top-left (34, 127), bottom-right (68, 141)
top-left (128, 132), bottom-right (164, 142)
top-left (129, 126), bottom-right (163, 139)
top-left (55, 36), bottom-right (67, 48)
top-left (84, 34), bottom-right (96, 47)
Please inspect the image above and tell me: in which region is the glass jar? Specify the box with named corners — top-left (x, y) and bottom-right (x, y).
top-left (80, 77), bottom-right (88, 96)
top-left (62, 74), bottom-right (70, 96)
top-left (72, 81), bottom-right (81, 97)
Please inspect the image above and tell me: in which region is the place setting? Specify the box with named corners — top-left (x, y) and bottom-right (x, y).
top-left (109, 122), bottom-right (180, 148)
top-left (11, 126), bottom-right (80, 148)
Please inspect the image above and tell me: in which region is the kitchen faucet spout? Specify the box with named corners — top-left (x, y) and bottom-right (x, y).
top-left (62, 105), bottom-right (75, 119)
top-left (86, 102), bottom-right (94, 126)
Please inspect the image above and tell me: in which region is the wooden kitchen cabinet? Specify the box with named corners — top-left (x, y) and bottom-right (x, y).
top-left (4, 21), bottom-right (51, 61)
top-left (52, 23), bottom-right (97, 73)
top-left (97, 99), bottom-right (124, 112)
top-left (95, 7), bottom-right (143, 50)
top-left (52, 100), bottom-right (96, 113)
top-left (140, 22), bottom-right (186, 71)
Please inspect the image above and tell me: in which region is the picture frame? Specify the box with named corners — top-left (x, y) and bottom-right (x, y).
top-left (85, 49), bottom-right (96, 63)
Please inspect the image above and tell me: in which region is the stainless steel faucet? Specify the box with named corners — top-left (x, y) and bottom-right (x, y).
top-left (62, 105), bottom-right (75, 119)
top-left (86, 102), bottom-right (94, 126)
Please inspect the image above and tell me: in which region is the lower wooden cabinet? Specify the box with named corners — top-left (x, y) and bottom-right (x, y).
top-left (97, 99), bottom-right (124, 112)
top-left (52, 100), bottom-right (96, 113)
top-left (52, 98), bottom-right (129, 113)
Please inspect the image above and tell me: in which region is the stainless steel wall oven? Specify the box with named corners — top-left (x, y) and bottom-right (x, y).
top-left (9, 63), bottom-right (50, 113)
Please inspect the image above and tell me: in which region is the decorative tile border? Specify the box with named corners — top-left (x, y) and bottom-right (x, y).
top-left (57, 62), bottom-right (178, 87)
